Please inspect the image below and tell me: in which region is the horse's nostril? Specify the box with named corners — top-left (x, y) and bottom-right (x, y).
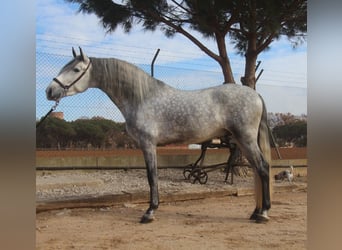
top-left (46, 87), bottom-right (53, 99)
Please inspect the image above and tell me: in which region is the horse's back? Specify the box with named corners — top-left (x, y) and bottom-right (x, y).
top-left (211, 84), bottom-right (261, 105)
top-left (206, 84), bottom-right (263, 118)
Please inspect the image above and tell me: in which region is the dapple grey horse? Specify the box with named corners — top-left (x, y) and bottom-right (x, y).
top-left (46, 47), bottom-right (272, 223)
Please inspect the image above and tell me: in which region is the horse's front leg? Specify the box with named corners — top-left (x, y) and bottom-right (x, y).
top-left (140, 142), bottom-right (159, 223)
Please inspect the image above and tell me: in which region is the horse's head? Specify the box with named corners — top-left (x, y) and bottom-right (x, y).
top-left (46, 47), bottom-right (92, 101)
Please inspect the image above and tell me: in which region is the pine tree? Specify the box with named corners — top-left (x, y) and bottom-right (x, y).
top-left (66, 0), bottom-right (306, 88)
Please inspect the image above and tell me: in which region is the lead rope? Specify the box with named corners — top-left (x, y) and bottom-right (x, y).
top-left (36, 100), bottom-right (60, 129)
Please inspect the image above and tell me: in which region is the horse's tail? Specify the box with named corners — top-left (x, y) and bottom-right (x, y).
top-left (255, 95), bottom-right (273, 211)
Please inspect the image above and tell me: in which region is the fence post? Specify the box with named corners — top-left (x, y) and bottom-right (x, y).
top-left (151, 48), bottom-right (160, 77)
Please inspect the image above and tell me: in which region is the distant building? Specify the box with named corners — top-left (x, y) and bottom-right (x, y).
top-left (50, 112), bottom-right (64, 120)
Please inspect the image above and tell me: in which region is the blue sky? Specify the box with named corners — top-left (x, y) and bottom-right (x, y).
top-left (36, 0), bottom-right (307, 121)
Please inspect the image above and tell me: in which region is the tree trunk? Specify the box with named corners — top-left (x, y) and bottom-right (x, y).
top-left (219, 59), bottom-right (235, 84)
top-left (215, 32), bottom-right (235, 84)
top-left (241, 32), bottom-right (258, 89)
top-left (241, 52), bottom-right (257, 89)
top-left (240, 1), bottom-right (258, 90)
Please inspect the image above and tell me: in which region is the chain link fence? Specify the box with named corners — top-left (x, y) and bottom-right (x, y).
top-left (36, 51), bottom-right (306, 151)
top-left (36, 51), bottom-right (224, 122)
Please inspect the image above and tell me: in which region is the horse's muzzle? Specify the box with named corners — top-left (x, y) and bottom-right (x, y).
top-left (46, 86), bottom-right (63, 101)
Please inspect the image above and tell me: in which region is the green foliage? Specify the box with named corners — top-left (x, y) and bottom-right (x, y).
top-left (272, 120), bottom-right (307, 147)
top-left (230, 0), bottom-right (306, 54)
top-left (65, 0), bottom-right (306, 53)
top-left (71, 119), bottom-right (105, 147)
top-left (36, 117), bottom-right (76, 149)
top-left (36, 117), bottom-right (137, 149)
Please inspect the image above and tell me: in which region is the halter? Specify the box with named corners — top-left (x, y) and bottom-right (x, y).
top-left (53, 59), bottom-right (91, 91)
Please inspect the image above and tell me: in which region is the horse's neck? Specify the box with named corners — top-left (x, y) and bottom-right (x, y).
top-left (90, 57), bottom-right (167, 116)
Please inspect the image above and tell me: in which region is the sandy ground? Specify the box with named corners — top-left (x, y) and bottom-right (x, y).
top-left (36, 187), bottom-right (306, 249)
top-left (36, 148), bottom-right (307, 249)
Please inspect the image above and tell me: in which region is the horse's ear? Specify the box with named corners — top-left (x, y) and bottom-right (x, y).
top-left (79, 47), bottom-right (85, 61)
top-left (72, 47), bottom-right (77, 58)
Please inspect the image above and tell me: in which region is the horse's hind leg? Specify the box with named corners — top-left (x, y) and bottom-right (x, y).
top-left (249, 168), bottom-right (262, 220)
top-left (250, 165), bottom-right (271, 223)
top-left (238, 141), bottom-right (271, 223)
top-left (140, 142), bottom-right (159, 223)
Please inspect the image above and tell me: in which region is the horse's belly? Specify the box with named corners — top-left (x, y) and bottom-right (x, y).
top-left (157, 124), bottom-right (227, 145)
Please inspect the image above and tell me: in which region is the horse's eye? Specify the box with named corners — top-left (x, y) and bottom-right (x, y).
top-left (73, 68), bottom-right (80, 73)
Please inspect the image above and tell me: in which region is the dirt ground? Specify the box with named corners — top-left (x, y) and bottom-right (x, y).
top-left (36, 188), bottom-right (306, 250)
top-left (36, 147), bottom-right (306, 249)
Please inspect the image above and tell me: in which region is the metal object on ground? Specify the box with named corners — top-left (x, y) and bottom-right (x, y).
top-left (183, 135), bottom-right (250, 185)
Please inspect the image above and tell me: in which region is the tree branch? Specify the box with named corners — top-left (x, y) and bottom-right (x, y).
top-left (170, 0), bottom-right (193, 15)
top-left (256, 32), bottom-right (276, 55)
top-left (145, 9), bottom-right (221, 62)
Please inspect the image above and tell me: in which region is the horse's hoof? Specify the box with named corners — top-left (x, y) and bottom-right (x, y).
top-left (249, 212), bottom-right (258, 220)
top-left (140, 214), bottom-right (155, 223)
top-left (250, 209), bottom-right (270, 223)
top-left (254, 214), bottom-right (270, 224)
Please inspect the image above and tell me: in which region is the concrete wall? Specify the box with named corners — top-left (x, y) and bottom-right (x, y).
top-left (36, 149), bottom-right (307, 172)
top-left (36, 150), bottom-right (230, 169)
